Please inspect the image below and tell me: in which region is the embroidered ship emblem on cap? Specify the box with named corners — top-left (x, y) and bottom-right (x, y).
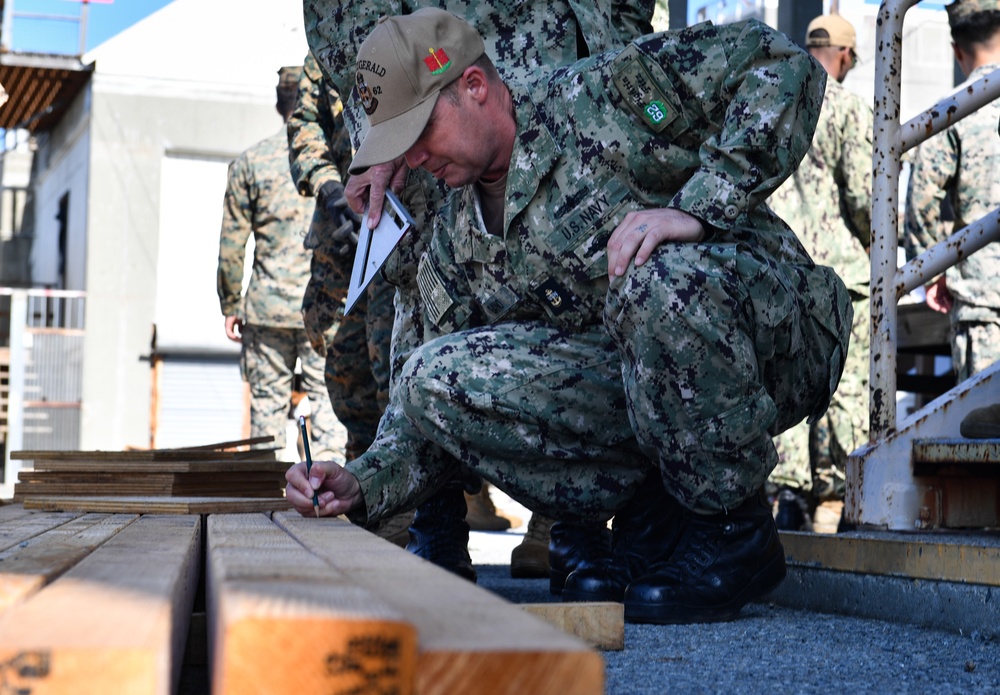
top-left (357, 72), bottom-right (379, 115)
top-left (424, 48), bottom-right (452, 75)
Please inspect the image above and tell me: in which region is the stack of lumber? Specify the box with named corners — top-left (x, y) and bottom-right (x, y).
top-left (10, 437), bottom-right (293, 514)
top-left (0, 504), bottom-right (607, 694)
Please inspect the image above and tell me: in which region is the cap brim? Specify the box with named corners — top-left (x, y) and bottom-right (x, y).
top-left (349, 93), bottom-right (440, 175)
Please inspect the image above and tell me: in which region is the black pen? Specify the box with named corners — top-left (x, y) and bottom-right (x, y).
top-left (298, 415), bottom-right (320, 518)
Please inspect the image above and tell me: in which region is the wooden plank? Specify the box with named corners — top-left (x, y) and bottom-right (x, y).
top-left (18, 470), bottom-right (284, 486)
top-left (0, 508), bottom-right (81, 552)
top-left (22, 496), bottom-right (292, 514)
top-left (520, 603), bottom-right (624, 651)
top-left (12, 449), bottom-right (280, 463)
top-left (273, 512), bottom-right (603, 695)
top-left (14, 471), bottom-right (283, 499)
top-left (0, 501), bottom-right (38, 524)
top-left (168, 435), bottom-right (275, 451)
top-left (207, 513), bottom-right (417, 695)
top-left (21, 458), bottom-right (291, 473)
top-left (0, 513), bottom-right (137, 611)
top-left (0, 514), bottom-right (201, 695)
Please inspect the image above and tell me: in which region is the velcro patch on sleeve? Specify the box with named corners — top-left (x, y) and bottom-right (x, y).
top-left (416, 256), bottom-right (456, 327)
top-left (611, 44), bottom-right (681, 134)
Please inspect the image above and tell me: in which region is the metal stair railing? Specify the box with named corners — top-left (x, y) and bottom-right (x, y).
top-left (870, 0), bottom-right (1000, 440)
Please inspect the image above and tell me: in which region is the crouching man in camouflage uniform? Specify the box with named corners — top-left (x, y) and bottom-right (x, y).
top-left (287, 9), bottom-right (852, 624)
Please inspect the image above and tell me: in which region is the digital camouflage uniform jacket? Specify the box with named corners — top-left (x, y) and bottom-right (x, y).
top-left (296, 0), bottom-right (656, 520)
top-left (347, 20), bottom-right (851, 522)
top-left (302, 0), bottom-right (655, 289)
top-left (217, 130), bottom-right (315, 327)
top-left (905, 63), bottom-right (1000, 322)
top-left (769, 78), bottom-right (873, 295)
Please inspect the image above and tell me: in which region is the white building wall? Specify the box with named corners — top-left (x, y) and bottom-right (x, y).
top-left (28, 122), bottom-right (90, 290)
top-left (61, 0), bottom-right (310, 449)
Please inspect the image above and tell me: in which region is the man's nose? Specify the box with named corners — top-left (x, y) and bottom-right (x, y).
top-left (404, 146), bottom-right (427, 170)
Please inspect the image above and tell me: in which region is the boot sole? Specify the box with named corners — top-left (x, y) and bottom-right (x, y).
top-left (624, 552), bottom-right (787, 625)
top-left (560, 579), bottom-right (626, 603)
top-left (510, 559), bottom-right (550, 580)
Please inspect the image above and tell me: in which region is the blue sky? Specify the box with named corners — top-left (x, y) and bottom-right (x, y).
top-left (7, 0), bottom-right (173, 54)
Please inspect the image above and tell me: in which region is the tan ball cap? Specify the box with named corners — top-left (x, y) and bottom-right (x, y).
top-left (350, 8), bottom-right (485, 174)
top-left (805, 14), bottom-right (857, 50)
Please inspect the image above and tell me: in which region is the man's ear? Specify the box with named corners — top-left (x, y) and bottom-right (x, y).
top-left (462, 65), bottom-right (490, 104)
top-left (952, 42), bottom-right (965, 65)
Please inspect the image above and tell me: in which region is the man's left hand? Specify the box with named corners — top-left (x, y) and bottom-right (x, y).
top-left (607, 208), bottom-right (707, 278)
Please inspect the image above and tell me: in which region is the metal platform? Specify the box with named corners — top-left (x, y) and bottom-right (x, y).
top-left (771, 530), bottom-right (1000, 638)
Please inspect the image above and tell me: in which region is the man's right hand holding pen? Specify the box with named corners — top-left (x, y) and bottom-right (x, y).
top-left (285, 460), bottom-right (364, 518)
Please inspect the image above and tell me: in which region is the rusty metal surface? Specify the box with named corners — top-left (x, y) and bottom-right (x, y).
top-left (901, 66), bottom-right (1000, 152)
top-left (896, 208), bottom-right (1000, 299)
top-left (913, 439), bottom-right (1000, 465)
top-left (847, 362), bottom-right (1000, 530)
top-left (870, 0), bottom-right (917, 439)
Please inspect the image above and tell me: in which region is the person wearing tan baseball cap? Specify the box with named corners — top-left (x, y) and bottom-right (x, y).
top-left (350, 8), bottom-right (486, 176)
top-left (804, 13), bottom-right (858, 83)
top-left (286, 5), bottom-right (851, 628)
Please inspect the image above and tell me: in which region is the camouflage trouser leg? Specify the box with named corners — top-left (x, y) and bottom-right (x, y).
top-left (295, 326), bottom-right (342, 458)
top-left (769, 293), bottom-right (869, 500)
top-left (951, 318), bottom-right (1000, 382)
top-left (810, 293), bottom-right (870, 501)
top-left (325, 272), bottom-right (395, 460)
top-left (241, 325), bottom-right (300, 450)
top-left (326, 285), bottom-right (381, 460)
top-left (399, 321), bottom-right (650, 522)
top-left (604, 243), bottom-right (850, 514)
top-left (769, 421), bottom-right (811, 493)
top-left (365, 273), bottom-right (395, 421)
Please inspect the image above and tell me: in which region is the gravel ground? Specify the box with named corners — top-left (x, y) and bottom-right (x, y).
top-left (470, 525), bottom-right (1000, 695)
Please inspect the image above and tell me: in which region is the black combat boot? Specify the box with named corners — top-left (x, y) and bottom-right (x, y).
top-left (561, 483), bottom-right (684, 603)
top-left (773, 487), bottom-right (812, 532)
top-left (623, 489), bottom-right (786, 624)
top-left (548, 520), bottom-right (612, 595)
top-left (406, 480), bottom-right (477, 582)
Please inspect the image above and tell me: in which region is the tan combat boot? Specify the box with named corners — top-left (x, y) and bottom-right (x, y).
top-left (465, 484), bottom-right (517, 531)
top-left (510, 513), bottom-right (553, 578)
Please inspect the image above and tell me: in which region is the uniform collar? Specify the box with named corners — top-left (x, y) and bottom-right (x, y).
top-left (504, 80), bottom-right (560, 216)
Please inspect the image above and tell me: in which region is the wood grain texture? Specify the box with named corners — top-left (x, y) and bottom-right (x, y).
top-left (520, 602), bottom-right (625, 651)
top-left (14, 470), bottom-right (283, 499)
top-left (273, 512), bottom-right (604, 695)
top-left (17, 458), bottom-right (291, 473)
top-left (0, 513), bottom-right (137, 611)
top-left (0, 509), bottom-right (82, 552)
top-left (0, 514), bottom-right (201, 695)
top-left (12, 448), bottom-right (278, 462)
top-left (207, 513), bottom-right (417, 695)
top-left (22, 497), bottom-right (293, 514)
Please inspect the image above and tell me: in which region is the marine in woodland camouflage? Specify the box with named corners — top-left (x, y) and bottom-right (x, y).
top-left (219, 130), bottom-right (315, 327)
top-left (218, 130), bottom-right (340, 453)
top-left (904, 62), bottom-right (1000, 381)
top-left (768, 78), bottom-right (874, 498)
top-left (347, 20), bottom-right (853, 521)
